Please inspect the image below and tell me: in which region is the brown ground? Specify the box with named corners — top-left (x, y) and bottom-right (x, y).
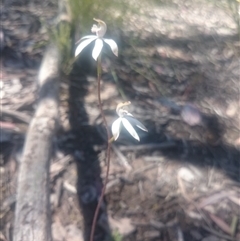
top-left (1, 0), bottom-right (240, 241)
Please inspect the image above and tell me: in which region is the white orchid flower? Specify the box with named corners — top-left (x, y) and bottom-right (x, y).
top-left (111, 101), bottom-right (148, 141)
top-left (75, 18), bottom-right (118, 61)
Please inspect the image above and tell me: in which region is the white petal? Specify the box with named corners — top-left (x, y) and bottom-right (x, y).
top-left (75, 35), bottom-right (96, 45)
top-left (75, 37), bottom-right (96, 57)
top-left (104, 39), bottom-right (118, 57)
top-left (80, 35), bottom-right (97, 40)
top-left (136, 123), bottom-right (148, 132)
top-left (122, 118), bottom-right (140, 141)
top-left (125, 116), bottom-right (148, 132)
top-left (111, 118), bottom-right (122, 141)
top-left (92, 38), bottom-right (103, 60)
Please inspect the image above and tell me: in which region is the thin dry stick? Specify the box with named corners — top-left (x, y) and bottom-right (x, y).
top-left (90, 54), bottom-right (112, 241)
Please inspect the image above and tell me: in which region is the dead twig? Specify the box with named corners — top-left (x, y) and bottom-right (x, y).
top-left (1, 108), bottom-right (32, 123)
top-left (177, 175), bottom-right (193, 203)
top-left (105, 178), bottom-right (121, 193)
top-left (143, 156), bottom-right (165, 162)
top-left (50, 155), bottom-right (72, 180)
top-left (228, 195), bottom-right (240, 206)
top-left (63, 181), bottom-right (77, 194)
top-left (111, 144), bottom-right (132, 171)
top-left (198, 191), bottom-right (230, 208)
top-left (54, 179), bottom-right (63, 208)
top-left (208, 212), bottom-right (232, 235)
top-left (202, 225), bottom-right (239, 241)
top-left (0, 121), bottom-right (18, 130)
top-left (118, 142), bottom-right (176, 151)
top-left (230, 216), bottom-right (238, 237)
top-left (133, 163), bottom-right (158, 175)
top-left (12, 93), bottom-right (35, 111)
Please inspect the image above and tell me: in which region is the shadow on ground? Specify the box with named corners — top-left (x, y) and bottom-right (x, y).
top-left (58, 28), bottom-right (239, 241)
top-left (57, 48), bottom-right (111, 241)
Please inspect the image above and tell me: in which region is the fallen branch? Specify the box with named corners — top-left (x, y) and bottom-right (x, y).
top-left (13, 44), bottom-right (60, 241)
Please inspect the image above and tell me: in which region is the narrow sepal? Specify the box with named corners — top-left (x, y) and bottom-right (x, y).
top-left (92, 38), bottom-right (103, 60)
top-left (104, 39), bottom-right (118, 57)
top-left (75, 37), bottom-right (96, 57)
top-left (125, 115), bottom-right (148, 132)
top-left (122, 118), bottom-right (140, 141)
top-left (111, 118), bottom-right (122, 141)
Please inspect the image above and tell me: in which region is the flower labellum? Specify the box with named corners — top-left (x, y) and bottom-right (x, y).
top-left (111, 101), bottom-right (148, 141)
top-left (75, 18), bottom-right (118, 61)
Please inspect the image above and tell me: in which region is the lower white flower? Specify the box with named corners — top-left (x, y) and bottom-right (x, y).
top-left (111, 102), bottom-right (148, 141)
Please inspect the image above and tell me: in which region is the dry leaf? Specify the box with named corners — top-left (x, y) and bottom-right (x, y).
top-left (209, 213), bottom-right (231, 235)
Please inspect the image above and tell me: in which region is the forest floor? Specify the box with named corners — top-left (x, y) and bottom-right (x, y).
top-left (1, 0), bottom-right (240, 241)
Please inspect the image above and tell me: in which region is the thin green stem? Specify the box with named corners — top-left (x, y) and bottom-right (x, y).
top-left (90, 54), bottom-right (112, 241)
top-left (111, 69), bottom-right (127, 100)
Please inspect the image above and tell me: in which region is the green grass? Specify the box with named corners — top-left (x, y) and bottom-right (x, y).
top-left (110, 231), bottom-right (123, 241)
top-left (48, 0), bottom-right (136, 74)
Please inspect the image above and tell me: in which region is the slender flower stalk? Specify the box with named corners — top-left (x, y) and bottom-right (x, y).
top-left (78, 19), bottom-right (118, 241)
top-left (75, 19), bottom-right (147, 241)
top-left (90, 53), bottom-right (112, 241)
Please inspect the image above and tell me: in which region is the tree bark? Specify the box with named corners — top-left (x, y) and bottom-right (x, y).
top-left (13, 44), bottom-right (60, 241)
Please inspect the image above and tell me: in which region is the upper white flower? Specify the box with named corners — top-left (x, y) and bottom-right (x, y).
top-left (75, 18), bottom-right (118, 61)
top-left (111, 101), bottom-right (148, 141)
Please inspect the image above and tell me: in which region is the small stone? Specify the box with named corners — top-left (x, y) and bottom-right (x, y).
top-left (234, 137), bottom-right (240, 147)
top-left (6, 78), bottom-right (22, 94)
top-left (203, 205), bottom-right (216, 214)
top-left (108, 216), bottom-right (136, 237)
top-left (178, 167), bottom-right (195, 182)
top-left (187, 210), bottom-right (202, 220)
top-left (0, 167), bottom-right (5, 174)
top-left (0, 90), bottom-right (4, 99)
top-left (181, 104), bottom-right (202, 126)
top-left (226, 102), bottom-right (237, 117)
